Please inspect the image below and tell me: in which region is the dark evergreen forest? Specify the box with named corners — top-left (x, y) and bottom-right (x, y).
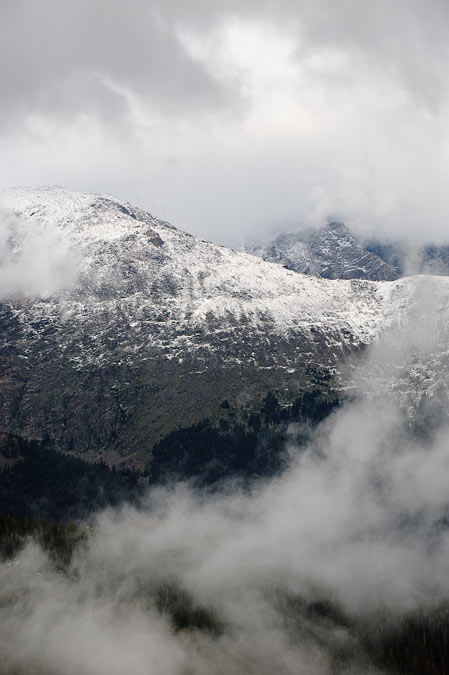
top-left (0, 388), bottom-right (341, 521)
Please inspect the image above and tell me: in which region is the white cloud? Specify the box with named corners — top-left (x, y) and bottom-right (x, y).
top-left (0, 211), bottom-right (78, 300)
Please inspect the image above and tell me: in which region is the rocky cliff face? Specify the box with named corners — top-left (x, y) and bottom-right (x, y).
top-left (0, 188), bottom-right (445, 466)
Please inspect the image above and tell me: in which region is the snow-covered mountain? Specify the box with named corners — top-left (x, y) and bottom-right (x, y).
top-left (246, 221), bottom-right (449, 281)
top-left (0, 188), bottom-right (447, 465)
top-left (246, 222), bottom-right (399, 280)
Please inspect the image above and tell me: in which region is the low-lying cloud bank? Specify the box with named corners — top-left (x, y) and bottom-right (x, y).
top-left (2, 305), bottom-right (449, 674)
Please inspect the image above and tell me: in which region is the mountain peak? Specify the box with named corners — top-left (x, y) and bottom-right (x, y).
top-left (325, 220), bottom-right (348, 231)
top-left (0, 187), bottom-right (410, 458)
top-left (246, 221), bottom-right (398, 281)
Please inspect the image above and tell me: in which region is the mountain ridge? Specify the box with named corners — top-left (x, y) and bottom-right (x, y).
top-left (0, 187), bottom-right (447, 467)
top-left (246, 221), bottom-right (449, 281)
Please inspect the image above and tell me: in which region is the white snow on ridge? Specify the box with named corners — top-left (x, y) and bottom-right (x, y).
top-left (0, 187), bottom-right (446, 370)
top-left (0, 186), bottom-right (155, 244)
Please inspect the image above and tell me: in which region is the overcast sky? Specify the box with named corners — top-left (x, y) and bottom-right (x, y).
top-left (1, 0), bottom-right (448, 245)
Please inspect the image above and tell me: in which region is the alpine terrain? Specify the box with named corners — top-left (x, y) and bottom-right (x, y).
top-left (0, 188), bottom-right (448, 471)
top-left (2, 189), bottom-right (449, 675)
top-left (246, 221), bottom-right (449, 280)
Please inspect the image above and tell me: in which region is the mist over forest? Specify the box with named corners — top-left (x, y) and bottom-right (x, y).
top-left (2, 290), bottom-right (449, 675)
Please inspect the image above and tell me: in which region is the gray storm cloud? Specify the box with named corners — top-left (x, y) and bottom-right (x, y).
top-left (0, 0), bottom-right (448, 245)
top-left (2, 277), bottom-right (449, 674)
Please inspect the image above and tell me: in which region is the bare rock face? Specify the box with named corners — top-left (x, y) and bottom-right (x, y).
top-left (0, 188), bottom-right (444, 465)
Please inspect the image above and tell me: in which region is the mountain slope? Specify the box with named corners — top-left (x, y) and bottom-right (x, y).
top-left (246, 222), bottom-right (399, 280)
top-left (247, 221), bottom-right (449, 282)
top-left (0, 188), bottom-right (443, 466)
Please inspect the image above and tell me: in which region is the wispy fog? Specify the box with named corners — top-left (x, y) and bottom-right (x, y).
top-left (1, 278), bottom-right (449, 673)
top-left (0, 212), bottom-right (77, 299)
